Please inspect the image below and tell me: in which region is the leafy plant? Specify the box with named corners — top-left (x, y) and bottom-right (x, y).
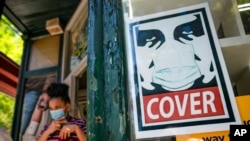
top-left (0, 15), bottom-right (23, 65)
top-left (0, 92), bottom-right (15, 133)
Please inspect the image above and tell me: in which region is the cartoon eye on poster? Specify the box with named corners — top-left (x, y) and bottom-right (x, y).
top-left (126, 3), bottom-right (241, 139)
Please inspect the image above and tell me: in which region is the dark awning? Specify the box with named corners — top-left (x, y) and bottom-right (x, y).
top-left (3, 0), bottom-right (81, 38)
top-left (0, 52), bottom-right (19, 98)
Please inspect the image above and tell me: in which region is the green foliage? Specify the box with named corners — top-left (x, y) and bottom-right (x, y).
top-left (0, 92), bottom-right (15, 133)
top-left (0, 15), bottom-right (24, 65)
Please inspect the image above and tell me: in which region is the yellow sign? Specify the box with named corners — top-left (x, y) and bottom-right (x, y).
top-left (176, 95), bottom-right (250, 141)
top-left (176, 131), bottom-right (228, 141)
top-left (236, 95), bottom-right (250, 125)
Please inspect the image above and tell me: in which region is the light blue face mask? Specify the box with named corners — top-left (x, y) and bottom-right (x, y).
top-left (50, 108), bottom-right (65, 120)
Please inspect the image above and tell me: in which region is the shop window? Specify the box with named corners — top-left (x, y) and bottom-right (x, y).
top-left (28, 35), bottom-right (60, 71)
top-left (61, 0), bottom-right (88, 122)
top-left (69, 19), bottom-right (88, 72)
top-left (237, 0), bottom-right (250, 34)
top-left (21, 73), bottom-right (57, 140)
top-left (75, 71), bottom-right (87, 120)
top-left (61, 0), bottom-right (88, 79)
top-left (122, 0), bottom-right (245, 140)
top-left (0, 14), bottom-right (23, 133)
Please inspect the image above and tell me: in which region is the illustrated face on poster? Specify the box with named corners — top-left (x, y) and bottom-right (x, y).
top-left (135, 13), bottom-right (214, 92)
top-left (127, 3), bottom-right (241, 139)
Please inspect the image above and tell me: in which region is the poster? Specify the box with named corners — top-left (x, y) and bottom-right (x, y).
top-left (21, 74), bottom-right (56, 140)
top-left (125, 3), bottom-right (241, 139)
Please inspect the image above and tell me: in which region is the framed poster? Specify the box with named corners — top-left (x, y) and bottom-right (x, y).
top-left (125, 2), bottom-right (241, 139)
top-left (21, 74), bottom-right (56, 140)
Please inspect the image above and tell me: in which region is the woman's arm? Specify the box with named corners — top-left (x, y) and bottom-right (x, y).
top-left (37, 130), bottom-right (51, 141)
top-left (38, 118), bottom-right (65, 141)
top-left (59, 124), bottom-right (86, 141)
top-left (75, 125), bottom-right (86, 141)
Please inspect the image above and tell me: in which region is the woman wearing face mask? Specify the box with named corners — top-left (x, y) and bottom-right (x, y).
top-left (38, 83), bottom-right (86, 141)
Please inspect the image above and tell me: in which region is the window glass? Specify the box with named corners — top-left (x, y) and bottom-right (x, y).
top-left (28, 36), bottom-right (60, 71)
top-left (0, 14), bottom-right (23, 134)
top-left (69, 19), bottom-right (88, 72)
top-left (21, 74), bottom-right (56, 140)
top-left (75, 71), bottom-right (87, 120)
top-left (122, 0), bottom-right (249, 140)
top-left (237, 0), bottom-right (250, 34)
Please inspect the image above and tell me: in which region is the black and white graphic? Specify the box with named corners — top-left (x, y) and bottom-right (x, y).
top-left (126, 3), bottom-right (241, 139)
top-left (134, 10), bottom-right (215, 93)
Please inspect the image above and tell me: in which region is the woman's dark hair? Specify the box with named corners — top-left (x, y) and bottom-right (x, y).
top-left (47, 83), bottom-right (70, 104)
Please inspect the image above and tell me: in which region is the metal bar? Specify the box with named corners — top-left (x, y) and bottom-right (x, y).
top-left (11, 34), bottom-right (31, 141)
top-left (87, 0), bottom-right (106, 141)
top-left (103, 0), bottom-right (130, 140)
top-left (24, 66), bottom-right (59, 77)
top-left (87, 0), bottom-right (130, 140)
top-left (57, 34), bottom-right (64, 82)
top-left (3, 5), bottom-right (29, 34)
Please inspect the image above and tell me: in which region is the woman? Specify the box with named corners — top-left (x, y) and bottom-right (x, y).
top-left (38, 83), bottom-right (86, 141)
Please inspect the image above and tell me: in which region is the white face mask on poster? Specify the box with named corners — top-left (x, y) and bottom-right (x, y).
top-left (152, 39), bottom-right (201, 91)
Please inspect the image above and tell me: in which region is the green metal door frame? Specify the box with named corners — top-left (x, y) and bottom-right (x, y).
top-left (11, 34), bottom-right (31, 141)
top-left (87, 0), bottom-right (130, 140)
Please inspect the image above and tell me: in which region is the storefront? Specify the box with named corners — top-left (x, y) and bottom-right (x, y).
top-left (2, 0), bottom-right (250, 141)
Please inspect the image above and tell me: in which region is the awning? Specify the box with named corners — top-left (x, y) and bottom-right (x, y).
top-left (0, 52), bottom-right (19, 98)
top-left (3, 0), bottom-right (81, 38)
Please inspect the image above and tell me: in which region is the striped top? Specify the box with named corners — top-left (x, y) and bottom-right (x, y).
top-left (39, 116), bottom-right (86, 141)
